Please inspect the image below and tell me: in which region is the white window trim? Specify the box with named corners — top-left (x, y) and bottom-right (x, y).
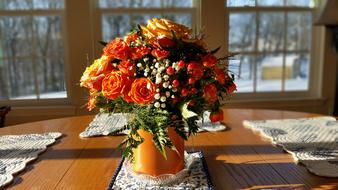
top-left (224, 2), bottom-right (320, 100)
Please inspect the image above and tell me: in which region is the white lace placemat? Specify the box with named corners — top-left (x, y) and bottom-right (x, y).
top-left (107, 151), bottom-right (214, 190)
top-left (0, 132), bottom-right (62, 188)
top-left (80, 112), bottom-right (226, 138)
top-left (243, 116), bottom-right (338, 177)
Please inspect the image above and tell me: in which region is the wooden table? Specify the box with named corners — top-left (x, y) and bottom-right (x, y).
top-left (1, 109), bottom-right (337, 190)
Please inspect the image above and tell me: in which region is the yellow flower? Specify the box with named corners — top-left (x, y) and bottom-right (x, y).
top-left (140, 18), bottom-right (192, 40)
top-left (80, 55), bottom-right (113, 90)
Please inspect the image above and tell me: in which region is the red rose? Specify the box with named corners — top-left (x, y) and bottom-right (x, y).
top-left (227, 83), bottom-right (236, 94)
top-left (203, 83), bottom-right (218, 103)
top-left (130, 46), bottom-right (151, 60)
top-left (104, 38), bottom-right (130, 60)
top-left (158, 36), bottom-right (175, 48)
top-left (151, 49), bottom-right (170, 59)
top-left (213, 67), bottom-right (226, 85)
top-left (202, 54), bottom-right (217, 67)
top-left (118, 60), bottom-right (136, 76)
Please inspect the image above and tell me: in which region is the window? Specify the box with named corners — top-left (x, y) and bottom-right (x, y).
top-left (97, 0), bottom-right (196, 41)
top-left (226, 0), bottom-right (315, 93)
top-left (0, 0), bottom-right (66, 100)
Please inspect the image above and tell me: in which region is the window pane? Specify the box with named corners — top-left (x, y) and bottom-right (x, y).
top-left (286, 0), bottom-right (313, 7)
top-left (37, 57), bottom-right (66, 98)
top-left (229, 13), bottom-right (256, 52)
top-left (231, 56), bottom-right (254, 92)
top-left (257, 0), bottom-right (283, 6)
top-left (33, 16), bottom-right (64, 56)
top-left (226, 0), bottom-right (255, 7)
top-left (258, 13), bottom-right (285, 52)
top-left (99, 0), bottom-right (192, 8)
top-left (257, 54), bottom-right (283, 92)
top-left (102, 13), bottom-right (192, 41)
top-left (0, 16), bottom-right (33, 57)
top-left (32, 0), bottom-right (64, 9)
top-left (3, 59), bottom-right (37, 99)
top-left (285, 53), bottom-right (309, 91)
top-left (286, 12), bottom-right (312, 51)
top-left (0, 0), bottom-right (64, 9)
top-left (0, 0), bottom-right (30, 10)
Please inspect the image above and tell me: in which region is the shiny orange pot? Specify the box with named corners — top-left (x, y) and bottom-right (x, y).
top-left (133, 127), bottom-right (184, 176)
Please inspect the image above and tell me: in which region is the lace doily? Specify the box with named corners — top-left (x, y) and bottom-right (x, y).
top-left (0, 132), bottom-right (62, 188)
top-left (107, 151), bottom-right (214, 190)
top-left (80, 112), bottom-right (226, 138)
top-left (243, 116), bottom-right (338, 177)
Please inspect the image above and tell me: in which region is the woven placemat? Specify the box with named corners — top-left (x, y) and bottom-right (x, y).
top-left (243, 116), bottom-right (338, 177)
top-left (107, 151), bottom-right (214, 190)
top-left (0, 132), bottom-right (62, 188)
top-left (80, 112), bottom-right (226, 138)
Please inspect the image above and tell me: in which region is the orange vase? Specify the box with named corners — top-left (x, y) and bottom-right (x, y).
top-left (133, 127), bottom-right (185, 176)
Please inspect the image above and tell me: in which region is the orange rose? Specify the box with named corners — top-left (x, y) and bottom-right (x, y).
top-left (140, 18), bottom-right (192, 40)
top-left (202, 54), bottom-right (217, 67)
top-left (129, 78), bottom-right (156, 104)
top-left (130, 46), bottom-right (151, 60)
top-left (118, 60), bottom-right (136, 76)
top-left (102, 71), bottom-right (130, 100)
top-left (213, 67), bottom-right (226, 85)
top-left (80, 55), bottom-right (113, 90)
top-left (151, 49), bottom-right (170, 60)
top-left (203, 83), bottom-right (218, 103)
top-left (125, 32), bottom-right (139, 45)
top-left (104, 38), bottom-right (130, 60)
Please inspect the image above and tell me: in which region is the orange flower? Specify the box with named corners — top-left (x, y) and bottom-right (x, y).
top-left (129, 78), bottom-right (156, 104)
top-left (140, 18), bottom-right (192, 40)
top-left (87, 95), bottom-right (97, 111)
top-left (202, 54), bottom-right (217, 67)
top-left (118, 60), bottom-right (136, 76)
top-left (104, 38), bottom-right (130, 60)
top-left (130, 46), bottom-right (151, 60)
top-left (80, 55), bottom-right (113, 90)
top-left (151, 49), bottom-right (170, 60)
top-left (213, 67), bottom-right (226, 85)
top-left (203, 83), bottom-right (218, 103)
top-left (125, 32), bottom-right (139, 45)
top-left (102, 71), bottom-right (130, 100)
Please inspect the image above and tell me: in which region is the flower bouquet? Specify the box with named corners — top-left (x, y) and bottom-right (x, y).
top-left (80, 18), bottom-right (236, 176)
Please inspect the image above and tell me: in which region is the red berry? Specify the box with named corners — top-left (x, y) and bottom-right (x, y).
top-left (188, 78), bottom-right (195, 84)
top-left (209, 112), bottom-right (220, 123)
top-left (172, 80), bottom-right (180, 88)
top-left (178, 60), bottom-right (185, 68)
top-left (181, 88), bottom-right (189, 96)
top-left (187, 63), bottom-right (195, 71)
top-left (166, 66), bottom-right (174, 75)
top-left (191, 88), bottom-right (198, 94)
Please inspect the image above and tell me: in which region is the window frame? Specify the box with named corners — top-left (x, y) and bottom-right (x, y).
top-left (90, 0), bottom-right (199, 58)
top-left (224, 1), bottom-right (322, 101)
top-left (0, 5), bottom-right (69, 105)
